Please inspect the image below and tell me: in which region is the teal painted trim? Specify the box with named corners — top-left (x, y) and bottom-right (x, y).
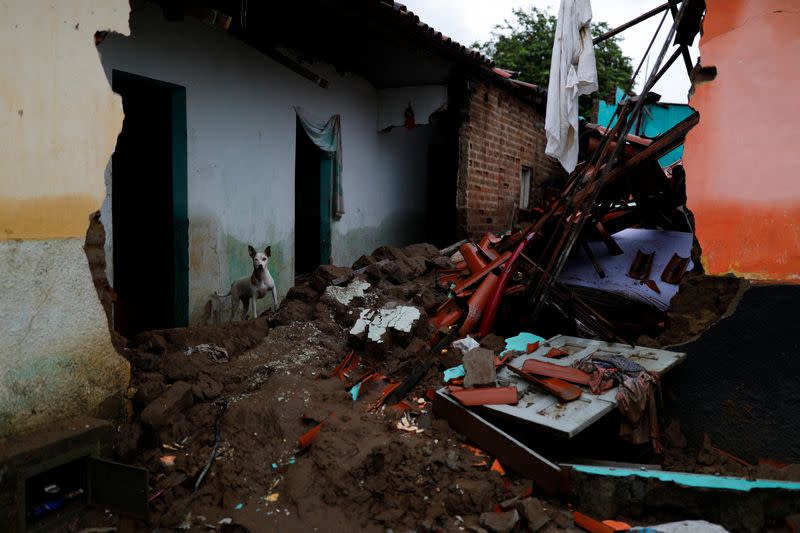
top-left (320, 154), bottom-right (333, 265)
top-left (568, 464), bottom-right (800, 492)
top-left (170, 86), bottom-right (189, 327)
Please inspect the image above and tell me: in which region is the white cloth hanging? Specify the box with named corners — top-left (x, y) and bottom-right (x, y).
top-left (545, 0), bottom-right (598, 173)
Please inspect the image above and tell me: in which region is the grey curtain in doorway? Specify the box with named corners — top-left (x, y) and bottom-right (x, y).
top-left (294, 107), bottom-right (344, 219)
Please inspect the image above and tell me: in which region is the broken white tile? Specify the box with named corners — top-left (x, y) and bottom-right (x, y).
top-left (323, 278), bottom-right (371, 306)
top-left (350, 305), bottom-right (421, 343)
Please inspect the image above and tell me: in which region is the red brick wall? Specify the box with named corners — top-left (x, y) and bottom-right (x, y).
top-left (457, 79), bottom-right (564, 237)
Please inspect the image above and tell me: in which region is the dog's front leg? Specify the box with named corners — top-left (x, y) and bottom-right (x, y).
top-left (241, 296), bottom-right (250, 321)
top-left (251, 295), bottom-right (258, 320)
top-left (271, 287), bottom-right (278, 310)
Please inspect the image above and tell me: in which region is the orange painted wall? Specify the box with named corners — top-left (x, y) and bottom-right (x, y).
top-left (683, 0), bottom-right (800, 281)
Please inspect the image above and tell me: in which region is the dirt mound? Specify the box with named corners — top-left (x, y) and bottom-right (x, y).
top-left (65, 242), bottom-right (779, 532)
top-left (128, 318), bottom-right (270, 359)
top-left (638, 274), bottom-right (748, 348)
top-left (109, 243), bottom-right (557, 531)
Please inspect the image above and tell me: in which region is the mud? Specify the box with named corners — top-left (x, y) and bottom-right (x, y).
top-left (74, 243), bottom-right (572, 532)
top-left (638, 273), bottom-right (748, 348)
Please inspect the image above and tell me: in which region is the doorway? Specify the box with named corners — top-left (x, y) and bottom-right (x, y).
top-left (111, 70), bottom-right (188, 336)
top-left (294, 117), bottom-right (332, 275)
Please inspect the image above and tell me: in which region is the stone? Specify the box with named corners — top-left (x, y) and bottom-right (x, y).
top-left (517, 498), bottom-right (550, 532)
top-left (416, 412), bottom-right (432, 429)
top-left (446, 450), bottom-right (460, 471)
top-left (427, 256), bottom-right (454, 270)
top-left (273, 299), bottom-right (314, 326)
top-left (480, 510), bottom-right (519, 533)
top-left (405, 256), bottom-right (428, 276)
top-left (405, 337), bottom-right (430, 359)
top-left (129, 351), bottom-right (159, 371)
top-left (284, 284), bottom-right (320, 304)
top-left (352, 254), bottom-right (378, 270)
top-left (130, 332), bottom-right (168, 354)
top-left (112, 423), bottom-right (142, 462)
top-left (134, 380), bottom-right (166, 407)
top-left (552, 510), bottom-right (573, 529)
top-left (480, 334), bottom-right (507, 354)
top-left (664, 419), bottom-right (688, 448)
top-left (403, 242), bottom-right (439, 258)
top-left (309, 264), bottom-right (352, 292)
top-left (161, 352), bottom-right (198, 382)
top-left (499, 496), bottom-right (519, 510)
top-left (157, 414), bottom-right (193, 447)
top-left (140, 381), bottom-right (194, 428)
top-left (312, 300), bottom-right (335, 321)
top-left (364, 336), bottom-right (393, 359)
top-left (192, 373), bottom-right (223, 400)
top-left (382, 260), bottom-right (415, 285)
top-left (463, 347), bottom-right (497, 388)
top-left (371, 245), bottom-right (407, 262)
top-left (383, 257), bottom-right (428, 284)
top-left (414, 286), bottom-right (445, 311)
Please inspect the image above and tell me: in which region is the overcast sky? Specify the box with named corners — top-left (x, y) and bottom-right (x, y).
top-left (402, 0), bottom-right (698, 103)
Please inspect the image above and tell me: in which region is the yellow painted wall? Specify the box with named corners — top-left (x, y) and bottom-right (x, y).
top-left (0, 0), bottom-right (129, 239)
top-left (0, 0), bottom-right (131, 438)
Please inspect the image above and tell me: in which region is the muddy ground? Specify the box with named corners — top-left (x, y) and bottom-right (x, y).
top-left (63, 243), bottom-right (795, 532)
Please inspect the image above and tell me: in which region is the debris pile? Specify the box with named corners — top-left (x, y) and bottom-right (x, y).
top-left (113, 242), bottom-right (542, 530)
top-left (98, 228), bottom-right (800, 532)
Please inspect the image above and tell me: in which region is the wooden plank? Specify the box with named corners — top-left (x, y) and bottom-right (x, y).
top-left (433, 389), bottom-right (569, 495)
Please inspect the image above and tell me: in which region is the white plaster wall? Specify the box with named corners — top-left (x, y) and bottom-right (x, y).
top-left (97, 4), bottom-right (436, 323)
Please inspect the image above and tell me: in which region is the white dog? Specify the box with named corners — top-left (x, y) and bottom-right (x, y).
top-left (217, 245), bottom-right (277, 321)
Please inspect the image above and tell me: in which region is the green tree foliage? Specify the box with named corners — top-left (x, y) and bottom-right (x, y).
top-left (474, 7), bottom-right (633, 119)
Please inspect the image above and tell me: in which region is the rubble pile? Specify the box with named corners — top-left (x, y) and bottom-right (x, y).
top-left (113, 242), bottom-right (562, 531)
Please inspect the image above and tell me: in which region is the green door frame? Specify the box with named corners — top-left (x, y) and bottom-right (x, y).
top-left (170, 86), bottom-right (189, 327)
top-left (111, 70), bottom-right (188, 327)
top-left (319, 154), bottom-right (333, 265)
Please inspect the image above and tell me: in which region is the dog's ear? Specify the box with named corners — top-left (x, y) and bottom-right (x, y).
top-left (248, 245), bottom-right (256, 258)
top-left (264, 246), bottom-right (272, 258)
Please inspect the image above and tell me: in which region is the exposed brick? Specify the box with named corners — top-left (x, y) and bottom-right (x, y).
top-left (457, 78), bottom-right (566, 237)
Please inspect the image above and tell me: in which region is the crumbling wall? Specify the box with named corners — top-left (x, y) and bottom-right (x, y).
top-left (683, 0), bottom-right (800, 281)
top-left (0, 0), bottom-right (131, 438)
top-left (457, 78), bottom-right (563, 237)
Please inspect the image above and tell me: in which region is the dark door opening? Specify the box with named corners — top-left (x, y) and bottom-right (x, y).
top-left (294, 117), bottom-right (332, 275)
top-left (425, 112), bottom-right (459, 247)
top-left (111, 71), bottom-right (188, 337)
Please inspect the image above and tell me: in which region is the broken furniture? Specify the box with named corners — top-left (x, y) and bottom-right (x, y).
top-left (443, 335), bottom-right (685, 438)
top-left (0, 417), bottom-right (148, 532)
